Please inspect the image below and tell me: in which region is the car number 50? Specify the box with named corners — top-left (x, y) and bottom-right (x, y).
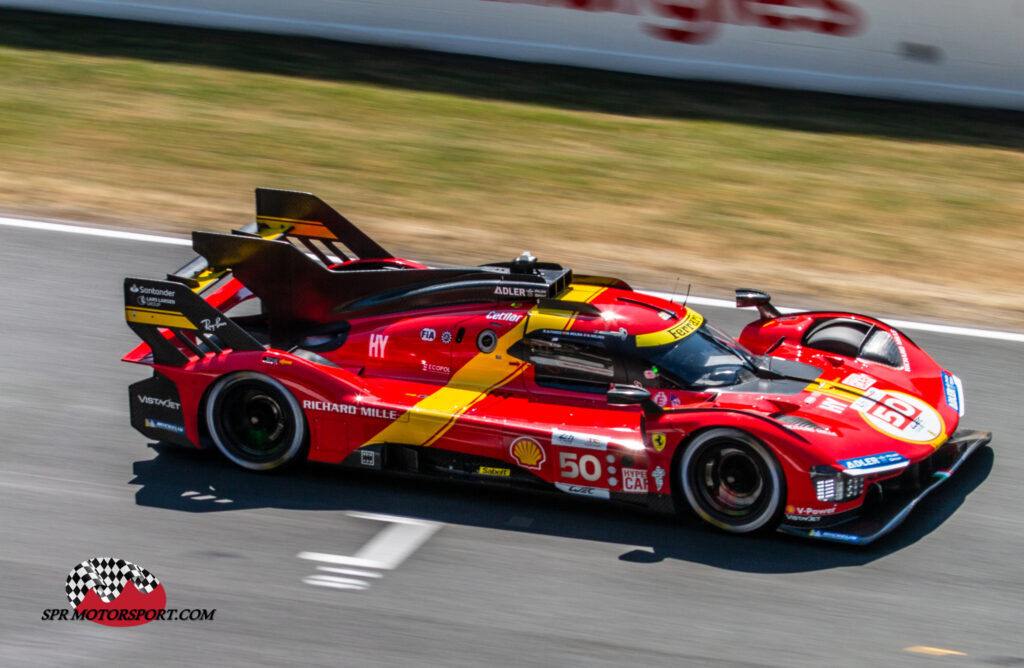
top-left (870, 396), bottom-right (920, 428)
top-left (559, 452), bottom-right (601, 481)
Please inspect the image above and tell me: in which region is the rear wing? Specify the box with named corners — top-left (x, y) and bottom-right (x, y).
top-left (124, 278), bottom-right (263, 366)
top-left (126, 188), bottom-right (394, 365)
top-left (127, 188), bottom-right (573, 357)
top-left (167, 188), bottom-right (393, 291)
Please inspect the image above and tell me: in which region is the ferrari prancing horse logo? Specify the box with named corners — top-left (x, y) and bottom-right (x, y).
top-left (651, 433), bottom-right (667, 452)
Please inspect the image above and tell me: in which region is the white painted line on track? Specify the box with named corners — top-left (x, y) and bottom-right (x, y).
top-left (3, 213), bottom-right (1022, 343)
top-left (317, 567), bottom-right (384, 579)
top-left (298, 512), bottom-right (442, 592)
top-left (644, 291), bottom-right (1024, 343)
top-left (0, 214), bottom-right (191, 246)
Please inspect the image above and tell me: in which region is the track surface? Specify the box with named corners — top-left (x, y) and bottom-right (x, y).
top-left (1, 224), bottom-right (1021, 666)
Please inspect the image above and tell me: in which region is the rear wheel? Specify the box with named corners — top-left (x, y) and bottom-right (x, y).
top-left (205, 372), bottom-right (306, 471)
top-left (679, 428), bottom-right (785, 534)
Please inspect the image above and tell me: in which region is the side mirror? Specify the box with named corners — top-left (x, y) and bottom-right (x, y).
top-left (607, 385), bottom-right (651, 406)
top-left (735, 288), bottom-right (781, 320)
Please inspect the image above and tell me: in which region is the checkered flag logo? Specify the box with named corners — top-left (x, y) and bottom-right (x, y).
top-left (65, 558), bottom-right (161, 608)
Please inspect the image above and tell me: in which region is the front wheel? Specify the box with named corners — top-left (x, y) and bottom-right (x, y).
top-left (205, 372), bottom-right (306, 471)
top-left (678, 428), bottom-right (785, 534)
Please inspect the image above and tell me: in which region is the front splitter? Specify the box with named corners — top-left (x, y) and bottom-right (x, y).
top-left (778, 429), bottom-right (992, 546)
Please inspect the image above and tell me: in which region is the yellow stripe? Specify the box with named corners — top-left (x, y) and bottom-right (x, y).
top-left (190, 267), bottom-right (226, 294)
top-left (634, 309), bottom-right (704, 347)
top-left (363, 284), bottom-right (607, 448)
top-left (256, 215), bottom-right (337, 240)
top-left (182, 223), bottom-right (284, 294)
top-left (363, 322), bottom-right (529, 447)
top-left (557, 284), bottom-right (607, 303)
top-left (807, 381), bottom-right (947, 448)
top-left (125, 306), bottom-right (195, 329)
top-left (805, 379), bottom-right (865, 403)
top-left (422, 365), bottom-right (528, 447)
top-left (562, 285), bottom-right (606, 329)
top-left (251, 218), bottom-right (291, 239)
top-left (526, 284), bottom-right (607, 334)
top-left (526, 310), bottom-right (573, 334)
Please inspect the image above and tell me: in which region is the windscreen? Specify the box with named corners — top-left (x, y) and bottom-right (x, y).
top-left (644, 324), bottom-right (757, 389)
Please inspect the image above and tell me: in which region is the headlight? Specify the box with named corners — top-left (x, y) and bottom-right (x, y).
top-left (810, 466), bottom-right (865, 502)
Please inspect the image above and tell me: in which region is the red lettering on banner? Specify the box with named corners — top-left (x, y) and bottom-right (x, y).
top-left (481, 0), bottom-right (863, 44)
top-left (643, 1), bottom-right (722, 45)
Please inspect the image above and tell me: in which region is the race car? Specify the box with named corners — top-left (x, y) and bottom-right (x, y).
top-left (123, 189), bottom-right (991, 545)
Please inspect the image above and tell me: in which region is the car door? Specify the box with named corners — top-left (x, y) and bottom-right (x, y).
top-left (500, 328), bottom-right (649, 499)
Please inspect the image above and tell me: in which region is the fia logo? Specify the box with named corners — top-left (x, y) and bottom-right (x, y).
top-left (369, 334), bottom-right (389, 358)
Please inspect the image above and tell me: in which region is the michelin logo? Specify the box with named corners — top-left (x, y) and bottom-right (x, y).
top-left (144, 419), bottom-right (185, 435)
top-left (809, 530), bottom-right (861, 544)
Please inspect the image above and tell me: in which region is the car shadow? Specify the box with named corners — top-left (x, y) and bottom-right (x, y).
top-left (130, 443), bottom-right (993, 574)
top-left (1, 9), bottom-right (1021, 150)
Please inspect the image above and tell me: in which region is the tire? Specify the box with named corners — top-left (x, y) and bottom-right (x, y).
top-left (804, 321), bottom-right (868, 357)
top-left (678, 428), bottom-right (785, 534)
top-left (205, 372), bottom-right (306, 471)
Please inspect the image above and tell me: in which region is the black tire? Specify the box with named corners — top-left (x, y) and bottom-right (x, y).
top-left (679, 428), bottom-right (785, 534)
top-left (804, 321), bottom-right (868, 357)
top-left (205, 372), bottom-right (306, 471)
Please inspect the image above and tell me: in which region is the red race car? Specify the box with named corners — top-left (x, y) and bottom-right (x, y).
top-left (124, 189), bottom-right (990, 545)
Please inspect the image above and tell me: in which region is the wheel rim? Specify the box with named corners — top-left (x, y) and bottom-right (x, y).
top-left (208, 375), bottom-right (303, 469)
top-left (695, 446), bottom-right (766, 517)
top-left (220, 388), bottom-right (289, 458)
top-left (680, 429), bottom-right (783, 533)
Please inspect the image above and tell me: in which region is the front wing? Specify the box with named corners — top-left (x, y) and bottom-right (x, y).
top-left (778, 429), bottom-right (991, 545)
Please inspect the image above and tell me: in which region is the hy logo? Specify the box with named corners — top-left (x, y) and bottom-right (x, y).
top-left (369, 334), bottom-right (389, 358)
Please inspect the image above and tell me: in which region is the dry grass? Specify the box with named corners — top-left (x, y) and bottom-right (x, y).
top-left (0, 10), bottom-right (1022, 328)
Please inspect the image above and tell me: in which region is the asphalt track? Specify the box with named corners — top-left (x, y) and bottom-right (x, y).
top-left (1, 221), bottom-right (1022, 667)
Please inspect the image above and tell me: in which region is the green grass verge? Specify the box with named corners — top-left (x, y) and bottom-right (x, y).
top-left (0, 10), bottom-right (1021, 326)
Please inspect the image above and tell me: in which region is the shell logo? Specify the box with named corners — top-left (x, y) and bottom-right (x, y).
top-left (510, 437), bottom-right (546, 470)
